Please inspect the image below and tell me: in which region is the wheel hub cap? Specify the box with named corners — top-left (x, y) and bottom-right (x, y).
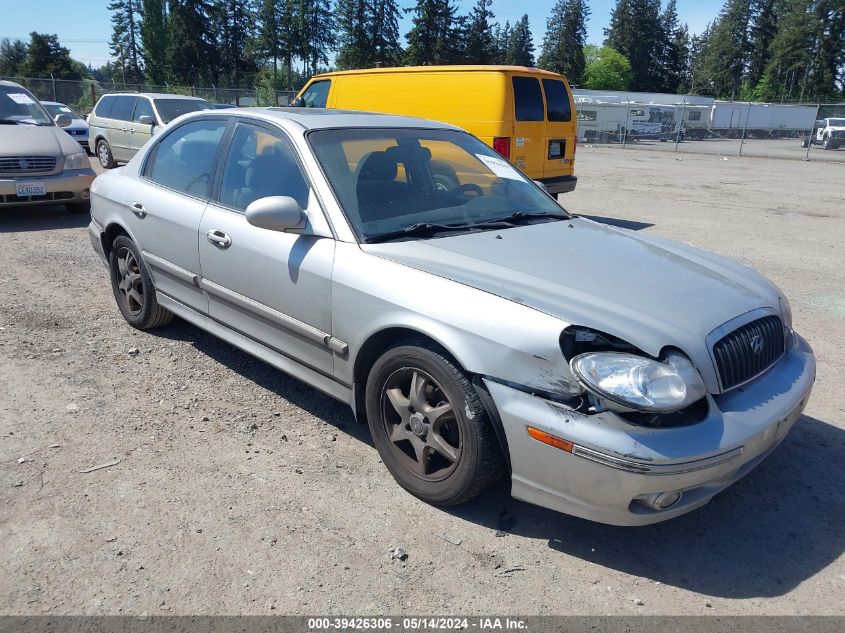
top-left (409, 412), bottom-right (427, 437)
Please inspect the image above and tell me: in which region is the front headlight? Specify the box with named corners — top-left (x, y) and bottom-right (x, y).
top-left (570, 351), bottom-right (707, 413)
top-left (64, 152), bottom-right (88, 170)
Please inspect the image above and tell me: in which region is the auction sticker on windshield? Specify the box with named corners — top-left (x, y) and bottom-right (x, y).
top-left (16, 182), bottom-right (46, 197)
top-left (8, 93), bottom-right (36, 105)
top-left (475, 154), bottom-right (522, 180)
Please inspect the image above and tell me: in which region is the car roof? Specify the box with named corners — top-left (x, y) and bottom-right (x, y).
top-left (100, 92), bottom-right (208, 101)
top-left (310, 65), bottom-right (564, 79)
top-left (0, 80), bottom-right (27, 88)
top-left (188, 107), bottom-right (460, 132)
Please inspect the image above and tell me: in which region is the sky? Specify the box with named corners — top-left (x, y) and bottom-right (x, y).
top-left (0, 0), bottom-right (723, 70)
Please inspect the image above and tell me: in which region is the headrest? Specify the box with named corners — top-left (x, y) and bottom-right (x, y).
top-left (358, 151), bottom-right (397, 181)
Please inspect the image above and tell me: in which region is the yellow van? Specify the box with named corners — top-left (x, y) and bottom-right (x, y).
top-left (294, 65), bottom-right (578, 194)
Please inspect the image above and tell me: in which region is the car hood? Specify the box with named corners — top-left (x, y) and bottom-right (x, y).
top-left (0, 124), bottom-right (80, 157)
top-left (362, 217), bottom-right (781, 372)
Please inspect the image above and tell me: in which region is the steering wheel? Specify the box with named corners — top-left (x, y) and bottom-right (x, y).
top-left (444, 183), bottom-right (484, 204)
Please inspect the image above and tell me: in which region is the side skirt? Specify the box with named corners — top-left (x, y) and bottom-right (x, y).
top-left (156, 292), bottom-right (354, 406)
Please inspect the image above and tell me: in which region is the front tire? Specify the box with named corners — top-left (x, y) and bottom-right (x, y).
top-left (365, 339), bottom-right (504, 506)
top-left (97, 139), bottom-right (117, 168)
top-left (108, 235), bottom-right (173, 329)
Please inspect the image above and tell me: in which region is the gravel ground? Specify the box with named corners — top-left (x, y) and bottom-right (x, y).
top-left (1, 148), bottom-right (843, 616)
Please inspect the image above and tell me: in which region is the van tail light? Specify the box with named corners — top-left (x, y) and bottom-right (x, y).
top-left (493, 136), bottom-right (511, 159)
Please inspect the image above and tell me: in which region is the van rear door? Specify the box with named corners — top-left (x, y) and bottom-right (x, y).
top-left (509, 75), bottom-right (546, 179)
top-left (540, 78), bottom-right (576, 181)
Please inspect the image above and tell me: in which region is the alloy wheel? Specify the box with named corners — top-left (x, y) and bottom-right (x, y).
top-left (115, 247), bottom-right (144, 315)
top-left (380, 367), bottom-right (462, 481)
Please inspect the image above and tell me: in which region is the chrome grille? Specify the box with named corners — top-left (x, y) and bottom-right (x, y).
top-left (713, 315), bottom-right (785, 390)
top-left (0, 156), bottom-right (57, 173)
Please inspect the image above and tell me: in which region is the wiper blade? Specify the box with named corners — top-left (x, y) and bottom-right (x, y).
top-left (0, 118), bottom-right (21, 125)
top-left (364, 222), bottom-right (472, 244)
top-left (487, 210), bottom-right (569, 224)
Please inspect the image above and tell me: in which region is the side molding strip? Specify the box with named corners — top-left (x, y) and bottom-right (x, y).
top-left (199, 278), bottom-right (348, 355)
top-left (141, 251), bottom-right (199, 286)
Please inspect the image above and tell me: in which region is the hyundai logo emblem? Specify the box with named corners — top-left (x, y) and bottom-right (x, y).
top-left (19, 159), bottom-right (29, 169)
top-left (750, 334), bottom-right (764, 354)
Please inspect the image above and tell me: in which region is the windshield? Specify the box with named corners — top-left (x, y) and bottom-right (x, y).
top-left (153, 98), bottom-right (212, 123)
top-left (309, 128), bottom-right (569, 242)
top-left (41, 103), bottom-right (82, 120)
top-left (0, 85), bottom-right (54, 125)
top-left (828, 118), bottom-right (845, 126)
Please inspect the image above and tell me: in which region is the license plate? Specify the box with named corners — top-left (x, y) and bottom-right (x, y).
top-left (16, 182), bottom-right (46, 197)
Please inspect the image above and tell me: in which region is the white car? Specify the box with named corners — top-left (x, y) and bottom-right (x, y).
top-left (809, 117), bottom-right (845, 150)
top-left (40, 101), bottom-right (90, 153)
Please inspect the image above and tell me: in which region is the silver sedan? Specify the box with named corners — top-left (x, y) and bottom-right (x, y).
top-left (88, 108), bottom-right (815, 525)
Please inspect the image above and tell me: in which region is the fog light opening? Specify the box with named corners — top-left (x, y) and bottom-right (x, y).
top-left (81, 188), bottom-right (90, 200)
top-left (650, 491), bottom-right (682, 510)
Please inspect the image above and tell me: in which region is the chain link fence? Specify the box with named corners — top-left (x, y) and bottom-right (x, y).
top-left (1, 76), bottom-right (297, 115)
top-left (574, 97), bottom-right (845, 162)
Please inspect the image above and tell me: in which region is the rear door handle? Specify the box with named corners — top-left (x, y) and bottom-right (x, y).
top-left (206, 229), bottom-right (232, 248)
top-left (130, 201), bottom-right (146, 218)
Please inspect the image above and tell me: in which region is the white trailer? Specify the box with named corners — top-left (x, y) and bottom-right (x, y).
top-left (709, 102), bottom-right (818, 137)
top-left (575, 101), bottom-right (665, 142)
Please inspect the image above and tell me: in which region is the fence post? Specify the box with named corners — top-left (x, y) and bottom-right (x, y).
top-left (675, 100), bottom-right (686, 152)
top-left (90, 82), bottom-right (96, 111)
top-left (622, 99), bottom-right (630, 148)
top-left (739, 101), bottom-right (752, 156)
top-left (50, 74), bottom-right (56, 101)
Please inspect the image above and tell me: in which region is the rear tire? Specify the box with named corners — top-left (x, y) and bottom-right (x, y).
top-left (108, 235), bottom-right (173, 330)
top-left (97, 139), bottom-right (117, 168)
top-left (365, 339), bottom-right (504, 506)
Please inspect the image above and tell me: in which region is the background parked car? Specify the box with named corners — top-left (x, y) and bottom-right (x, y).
top-left (40, 100), bottom-right (90, 153)
top-left (0, 80), bottom-right (96, 214)
top-left (87, 92), bottom-right (212, 168)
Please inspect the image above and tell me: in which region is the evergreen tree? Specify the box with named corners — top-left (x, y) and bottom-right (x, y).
top-left (166, 0), bottom-right (215, 85)
top-left (371, 0), bottom-right (403, 66)
top-left (213, 0), bottom-right (256, 87)
top-left (335, 0), bottom-right (372, 69)
top-left (538, 0), bottom-right (590, 84)
top-left (672, 23), bottom-right (692, 93)
top-left (687, 23), bottom-right (712, 95)
top-left (140, 0), bottom-right (168, 84)
top-left (508, 14), bottom-right (535, 67)
top-left (108, 0), bottom-right (145, 83)
top-left (604, 0), bottom-right (663, 91)
top-left (699, 0), bottom-right (752, 99)
top-left (464, 0), bottom-right (497, 64)
top-left (255, 0), bottom-right (283, 84)
top-left (657, 0), bottom-right (686, 92)
top-left (747, 0), bottom-right (778, 87)
top-left (404, 0), bottom-right (461, 65)
top-left (297, 0), bottom-right (335, 78)
top-left (0, 38), bottom-right (28, 76)
top-left (20, 32), bottom-right (79, 79)
top-left (493, 21), bottom-right (512, 64)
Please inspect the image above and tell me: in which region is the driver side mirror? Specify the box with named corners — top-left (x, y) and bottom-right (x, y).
top-left (138, 114), bottom-right (155, 128)
top-left (245, 196), bottom-right (305, 232)
top-left (54, 114), bottom-right (72, 128)
top-left (533, 180), bottom-right (548, 193)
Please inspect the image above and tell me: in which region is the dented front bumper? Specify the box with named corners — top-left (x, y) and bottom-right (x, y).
top-left (485, 333), bottom-right (815, 526)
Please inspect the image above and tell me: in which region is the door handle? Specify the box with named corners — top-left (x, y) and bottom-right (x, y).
top-left (206, 229), bottom-right (232, 248)
top-left (130, 201), bottom-right (146, 218)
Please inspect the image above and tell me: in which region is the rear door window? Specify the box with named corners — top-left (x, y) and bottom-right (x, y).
top-left (299, 80), bottom-right (331, 108)
top-left (145, 119), bottom-right (228, 198)
top-left (542, 79), bottom-right (571, 122)
top-left (512, 77), bottom-right (544, 121)
top-left (111, 96), bottom-right (138, 121)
